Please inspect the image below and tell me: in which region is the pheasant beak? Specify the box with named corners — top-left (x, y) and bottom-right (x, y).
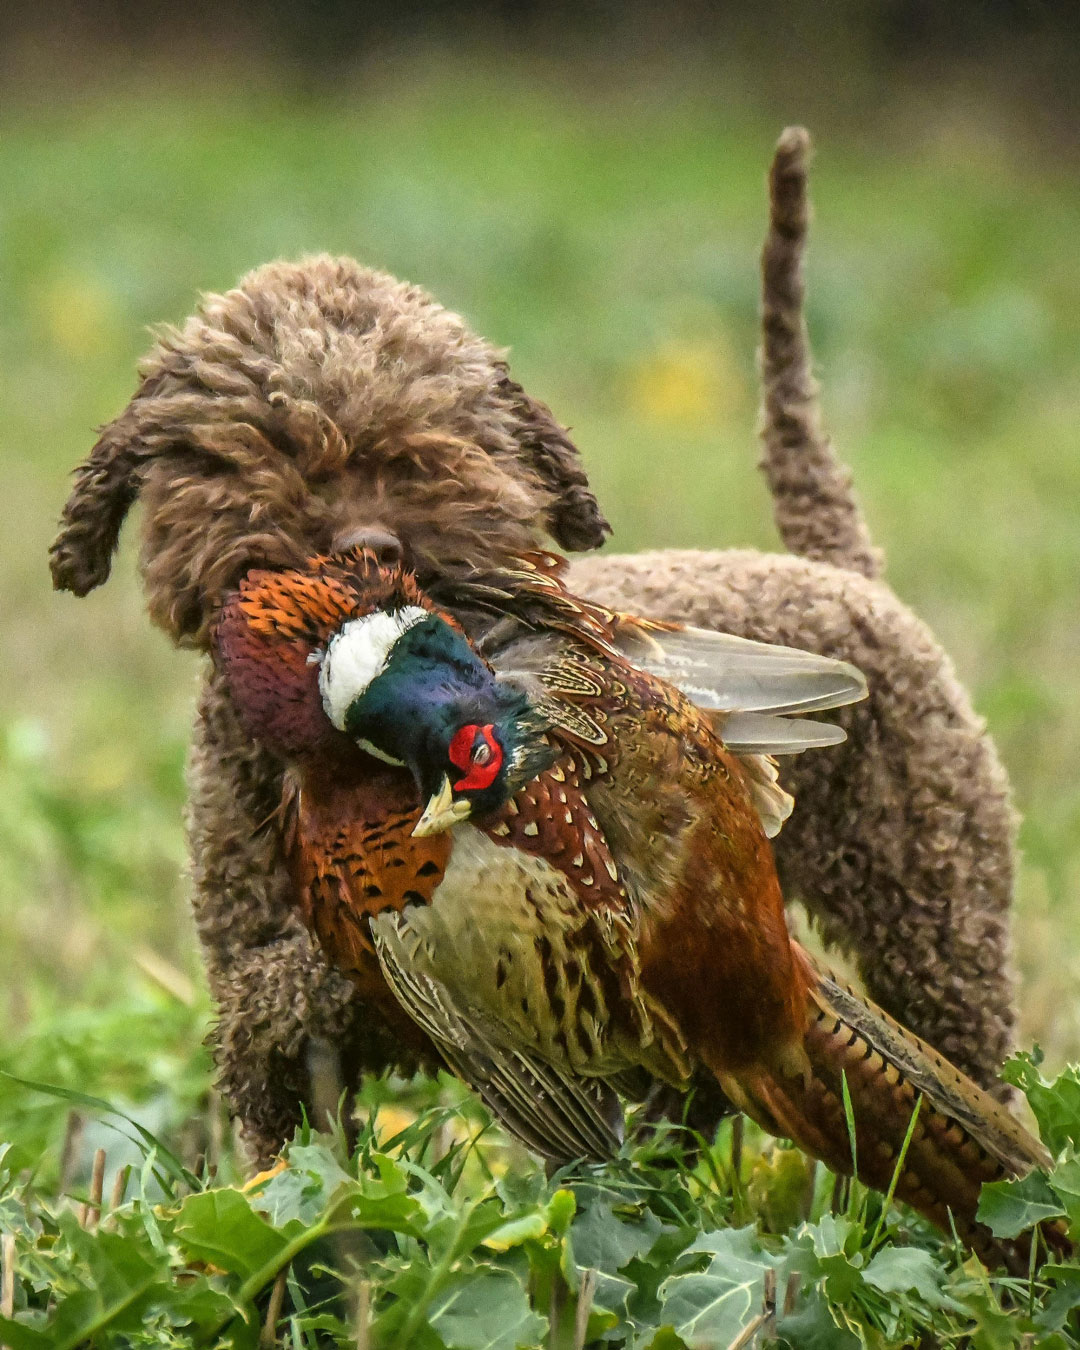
top-left (412, 774), bottom-right (473, 837)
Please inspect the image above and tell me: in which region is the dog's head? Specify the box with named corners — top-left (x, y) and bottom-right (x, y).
top-left (49, 255), bottom-right (609, 649)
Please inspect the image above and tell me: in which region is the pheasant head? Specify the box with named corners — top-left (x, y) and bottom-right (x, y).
top-left (320, 597), bottom-right (556, 832)
top-left (216, 549), bottom-right (554, 823)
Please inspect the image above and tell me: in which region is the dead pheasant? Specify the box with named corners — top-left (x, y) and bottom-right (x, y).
top-left (216, 548), bottom-right (1062, 1271)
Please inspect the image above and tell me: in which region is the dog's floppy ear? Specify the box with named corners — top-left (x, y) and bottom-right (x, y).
top-left (496, 370), bottom-right (611, 553)
top-left (49, 389), bottom-right (158, 596)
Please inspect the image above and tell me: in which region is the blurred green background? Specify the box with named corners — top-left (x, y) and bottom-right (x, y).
top-left (2, 6), bottom-right (1078, 1147)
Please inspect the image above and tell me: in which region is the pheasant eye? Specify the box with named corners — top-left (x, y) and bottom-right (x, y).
top-left (448, 723), bottom-right (503, 792)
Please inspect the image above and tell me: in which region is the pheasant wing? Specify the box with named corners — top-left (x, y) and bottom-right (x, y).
top-left (370, 909), bottom-right (623, 1163)
top-left (480, 607), bottom-right (865, 743)
top-left (611, 622), bottom-right (868, 717)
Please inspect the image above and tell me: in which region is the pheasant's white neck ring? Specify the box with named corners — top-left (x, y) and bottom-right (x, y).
top-left (319, 606), bottom-right (431, 731)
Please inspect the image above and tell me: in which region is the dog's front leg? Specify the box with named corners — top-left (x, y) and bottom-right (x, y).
top-left (187, 667), bottom-right (413, 1165)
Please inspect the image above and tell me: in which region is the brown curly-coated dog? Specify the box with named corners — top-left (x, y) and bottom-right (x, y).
top-left (49, 129), bottom-right (1016, 1164)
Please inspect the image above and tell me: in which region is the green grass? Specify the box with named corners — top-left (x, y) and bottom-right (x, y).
top-left (5, 1057), bottom-right (1080, 1349)
top-left (4, 1057), bottom-right (1080, 1348)
top-left (3, 56), bottom-right (1080, 1347)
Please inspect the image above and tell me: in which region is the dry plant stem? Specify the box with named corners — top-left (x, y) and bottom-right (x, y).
top-left (80, 1148), bottom-right (106, 1229)
top-left (573, 1268), bottom-right (597, 1350)
top-left (355, 1279), bottom-right (372, 1350)
top-left (134, 947), bottom-right (197, 1006)
top-left (58, 1111), bottom-right (83, 1197)
top-left (103, 1164), bottom-right (131, 1232)
top-left (783, 1272), bottom-right (801, 1316)
top-left (726, 1310), bottom-right (769, 1350)
top-left (1, 1231), bottom-right (15, 1326)
top-left (260, 1268), bottom-right (288, 1348)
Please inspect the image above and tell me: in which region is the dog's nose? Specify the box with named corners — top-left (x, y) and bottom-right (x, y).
top-left (331, 525), bottom-right (404, 566)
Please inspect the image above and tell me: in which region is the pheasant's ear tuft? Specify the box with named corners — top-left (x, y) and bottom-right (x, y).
top-left (503, 706), bottom-right (559, 791)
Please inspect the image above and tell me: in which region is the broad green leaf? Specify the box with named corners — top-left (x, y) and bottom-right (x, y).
top-left (146, 1276), bottom-right (244, 1335)
top-left (624, 1226), bottom-right (697, 1332)
top-left (33, 1216), bottom-right (167, 1350)
top-left (429, 1268), bottom-right (547, 1350)
top-left (1046, 1155), bottom-right (1080, 1234)
top-left (329, 1187), bottom-right (424, 1233)
top-left (480, 1212), bottom-right (549, 1251)
top-left (174, 1187), bottom-right (291, 1278)
top-left (571, 1202), bottom-right (665, 1329)
top-left (251, 1164), bottom-right (326, 1228)
top-left (283, 1142), bottom-right (355, 1194)
top-left (0, 1318), bottom-right (54, 1350)
top-left (776, 1291), bottom-right (862, 1350)
top-left (657, 1225), bottom-right (772, 1347)
top-left (1003, 1054), bottom-right (1080, 1157)
top-left (371, 1151), bottom-right (413, 1196)
top-left (573, 1202), bottom-right (664, 1272)
top-left (1036, 1263), bottom-right (1080, 1334)
top-left (545, 1188), bottom-right (576, 1233)
top-left (959, 1280), bottom-right (1037, 1350)
top-left (373, 1257), bottom-right (456, 1349)
top-left (495, 1168), bottom-right (546, 1211)
top-left (251, 1142), bottom-right (357, 1227)
top-left (977, 1171), bottom-right (1065, 1239)
top-left (783, 1213), bottom-right (866, 1304)
top-left (862, 1245), bottom-right (959, 1309)
top-left (638, 1331), bottom-right (686, 1350)
top-left (805, 1212), bottom-right (860, 1260)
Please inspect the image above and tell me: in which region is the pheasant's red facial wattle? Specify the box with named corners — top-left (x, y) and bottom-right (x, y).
top-left (448, 723), bottom-right (503, 792)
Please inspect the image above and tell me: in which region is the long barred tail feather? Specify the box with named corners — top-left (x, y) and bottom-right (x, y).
top-left (722, 946), bottom-right (1068, 1273)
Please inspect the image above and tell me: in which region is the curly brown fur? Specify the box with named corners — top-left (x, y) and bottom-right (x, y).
top-left (50, 256), bottom-right (610, 646)
top-left (50, 133), bottom-right (1017, 1161)
top-left (759, 127), bottom-right (882, 580)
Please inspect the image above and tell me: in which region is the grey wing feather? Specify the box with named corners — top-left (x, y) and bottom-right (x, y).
top-left (615, 625), bottom-right (868, 716)
top-left (371, 912), bottom-right (622, 1163)
top-left (716, 711), bottom-right (849, 755)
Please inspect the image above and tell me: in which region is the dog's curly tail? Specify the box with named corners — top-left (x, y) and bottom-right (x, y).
top-left (757, 127), bottom-right (882, 581)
